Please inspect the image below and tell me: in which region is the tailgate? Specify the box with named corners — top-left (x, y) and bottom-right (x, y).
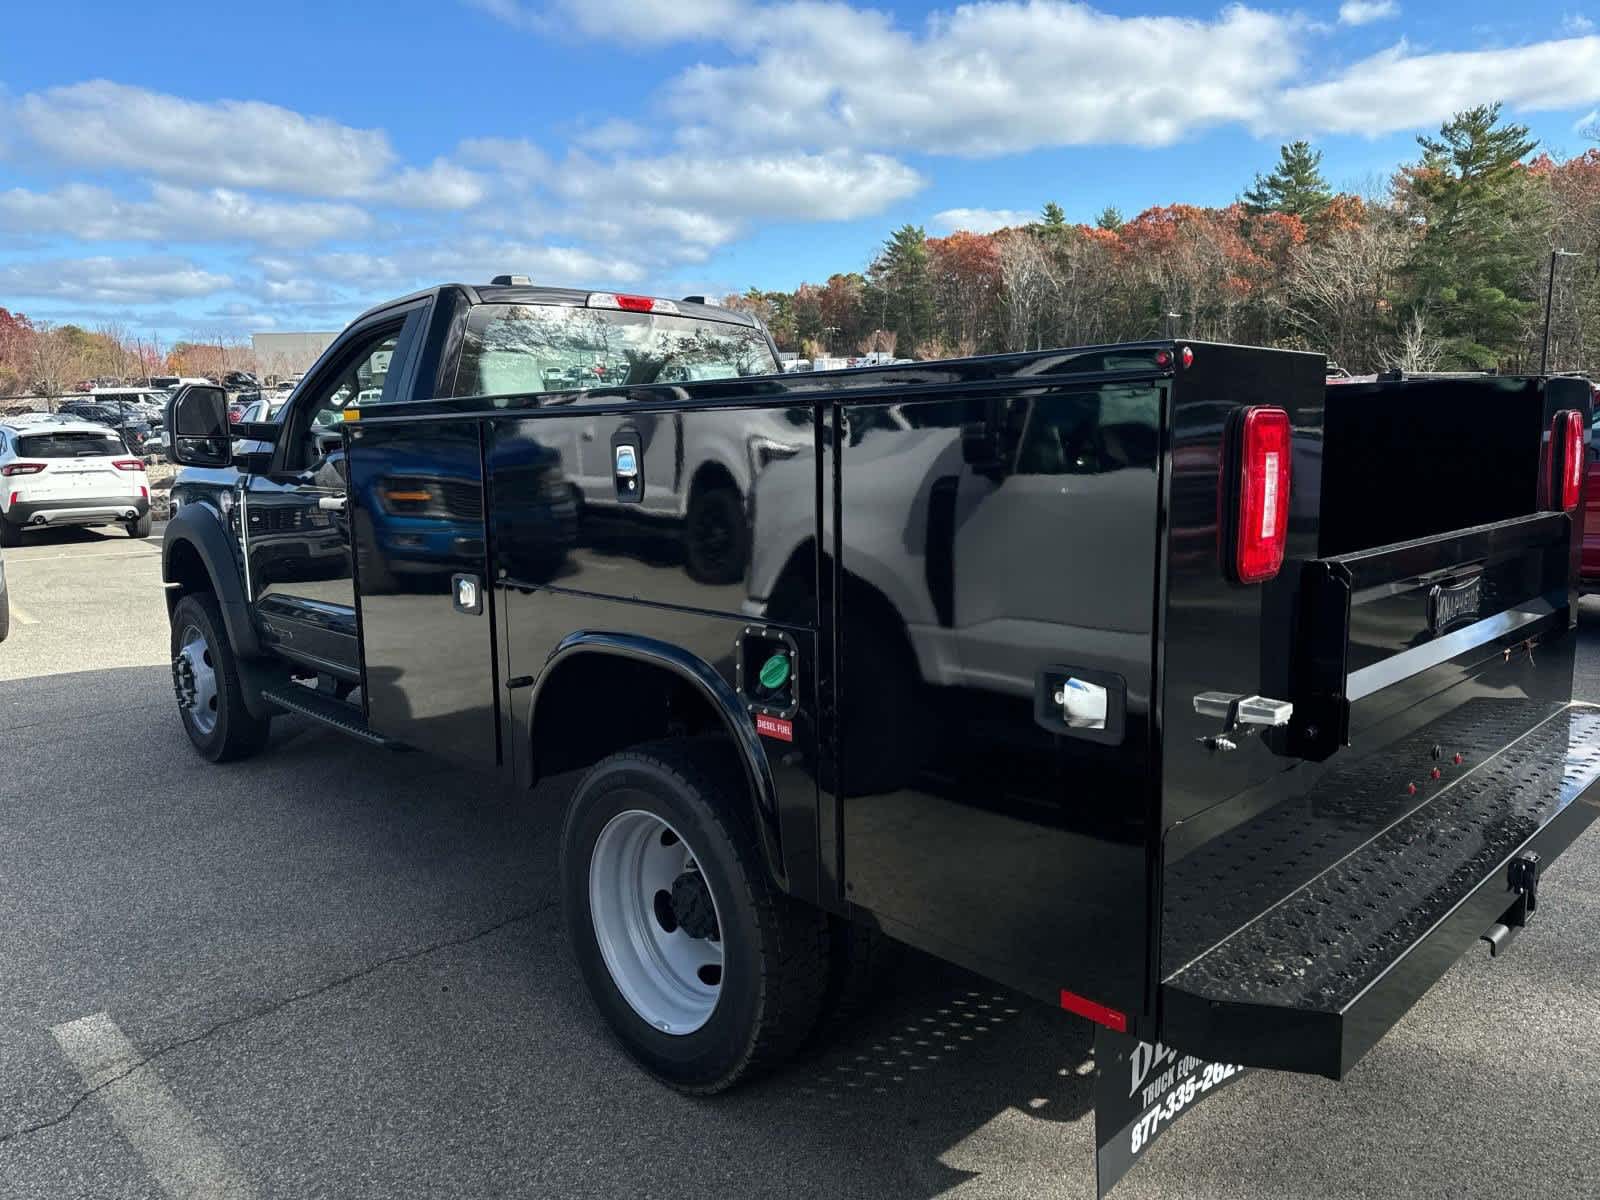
top-left (1155, 365), bottom-right (1597, 1078)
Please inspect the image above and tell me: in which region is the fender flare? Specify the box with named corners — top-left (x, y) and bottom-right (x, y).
top-left (531, 631), bottom-right (787, 888)
top-left (161, 500), bottom-right (262, 658)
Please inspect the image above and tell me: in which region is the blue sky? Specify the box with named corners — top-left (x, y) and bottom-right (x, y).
top-left (3, 0), bottom-right (1600, 339)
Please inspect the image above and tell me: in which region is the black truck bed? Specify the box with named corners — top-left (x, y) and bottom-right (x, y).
top-left (1162, 699), bottom-right (1600, 1077)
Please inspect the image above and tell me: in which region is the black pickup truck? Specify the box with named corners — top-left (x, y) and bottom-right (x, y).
top-left (163, 280), bottom-right (1600, 1192)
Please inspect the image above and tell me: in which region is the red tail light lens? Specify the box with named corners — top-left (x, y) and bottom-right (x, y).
top-left (112, 458), bottom-right (146, 472)
top-left (1, 462), bottom-right (46, 476)
top-left (1553, 409), bottom-right (1583, 513)
top-left (1227, 406), bottom-right (1292, 584)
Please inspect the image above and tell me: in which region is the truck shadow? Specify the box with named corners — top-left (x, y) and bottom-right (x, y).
top-left (9, 666), bottom-right (1101, 1200)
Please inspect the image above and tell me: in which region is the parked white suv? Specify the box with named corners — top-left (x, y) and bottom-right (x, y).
top-left (0, 418), bottom-right (152, 545)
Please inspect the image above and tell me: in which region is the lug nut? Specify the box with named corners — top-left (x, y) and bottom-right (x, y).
top-left (1453, 753), bottom-right (1463, 765)
top-left (1430, 767), bottom-right (1442, 780)
top-left (1407, 783), bottom-right (1417, 796)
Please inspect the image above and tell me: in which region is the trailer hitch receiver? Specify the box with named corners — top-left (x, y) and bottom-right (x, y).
top-left (1483, 851), bottom-right (1541, 958)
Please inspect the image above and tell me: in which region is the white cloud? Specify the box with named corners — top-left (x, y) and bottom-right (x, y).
top-left (0, 183), bottom-right (371, 246)
top-left (1563, 12), bottom-right (1597, 35)
top-left (9, 81), bottom-right (481, 210)
top-left (1338, 1), bottom-right (1398, 26)
top-left (0, 255), bottom-right (232, 303)
top-left (666, 1), bottom-right (1301, 155)
top-left (468, 0), bottom-right (744, 44)
top-left (930, 207), bottom-right (1035, 234)
top-left (459, 136), bottom-right (551, 180)
top-left (554, 150), bottom-right (925, 221)
top-left (1275, 36), bottom-right (1600, 136)
top-left (573, 119), bottom-right (647, 152)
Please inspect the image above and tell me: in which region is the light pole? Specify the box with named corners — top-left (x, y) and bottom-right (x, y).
top-left (1542, 248), bottom-right (1579, 375)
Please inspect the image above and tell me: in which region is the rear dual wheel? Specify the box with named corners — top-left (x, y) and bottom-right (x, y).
top-left (562, 740), bottom-right (828, 1093)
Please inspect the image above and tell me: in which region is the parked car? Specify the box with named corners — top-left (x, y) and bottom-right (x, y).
top-left (0, 417), bottom-right (152, 543)
top-left (54, 400), bottom-right (156, 455)
top-left (224, 371), bottom-right (260, 391)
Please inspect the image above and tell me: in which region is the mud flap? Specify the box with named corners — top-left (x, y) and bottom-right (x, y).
top-left (1093, 1028), bottom-right (1247, 1197)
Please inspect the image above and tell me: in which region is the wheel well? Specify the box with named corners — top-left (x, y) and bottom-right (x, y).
top-left (164, 537), bottom-right (213, 617)
top-left (530, 652), bottom-right (730, 781)
top-left (688, 460), bottom-right (738, 501)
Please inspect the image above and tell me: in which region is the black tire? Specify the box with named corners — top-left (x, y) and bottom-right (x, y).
top-left (0, 518), bottom-right (20, 548)
top-left (0, 585), bottom-right (9, 643)
top-left (127, 511), bottom-right (153, 539)
top-left (169, 592), bottom-right (272, 762)
top-left (561, 739), bottom-right (828, 1093)
top-left (684, 485), bottom-right (749, 585)
top-left (808, 915), bottom-right (901, 1048)
top-left (352, 509), bottom-right (398, 595)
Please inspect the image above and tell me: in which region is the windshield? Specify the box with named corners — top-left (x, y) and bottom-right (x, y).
top-left (18, 430), bottom-right (128, 458)
top-left (452, 303), bottom-right (778, 398)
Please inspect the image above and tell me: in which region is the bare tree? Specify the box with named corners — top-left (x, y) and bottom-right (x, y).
top-left (1284, 213), bottom-right (1413, 372)
top-left (1382, 309), bottom-right (1445, 373)
top-left (996, 231), bottom-right (1056, 351)
top-left (28, 322), bottom-right (84, 402)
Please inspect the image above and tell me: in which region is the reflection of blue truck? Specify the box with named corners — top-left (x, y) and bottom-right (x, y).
top-left (357, 432), bottom-right (576, 591)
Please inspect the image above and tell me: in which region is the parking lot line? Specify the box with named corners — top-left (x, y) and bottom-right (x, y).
top-left (8, 602), bottom-right (39, 624)
top-left (50, 1012), bottom-right (255, 1200)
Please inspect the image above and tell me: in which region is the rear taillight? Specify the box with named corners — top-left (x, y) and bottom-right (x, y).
top-left (1, 462), bottom-right (45, 476)
top-left (112, 459), bottom-right (145, 472)
top-left (1224, 406), bottom-right (1292, 584)
top-left (586, 292), bottom-right (679, 315)
top-left (1551, 409), bottom-right (1584, 513)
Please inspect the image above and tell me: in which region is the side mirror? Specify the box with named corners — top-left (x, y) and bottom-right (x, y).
top-left (166, 385), bottom-right (231, 467)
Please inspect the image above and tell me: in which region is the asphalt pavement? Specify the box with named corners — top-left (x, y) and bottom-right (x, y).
top-left (2, 524), bottom-right (1600, 1199)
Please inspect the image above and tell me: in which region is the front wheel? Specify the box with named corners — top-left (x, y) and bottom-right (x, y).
top-left (170, 592), bottom-right (271, 762)
top-left (684, 485), bottom-right (748, 585)
top-left (561, 740), bottom-right (827, 1093)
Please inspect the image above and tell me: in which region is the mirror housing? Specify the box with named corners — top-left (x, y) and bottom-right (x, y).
top-left (165, 385), bottom-right (232, 467)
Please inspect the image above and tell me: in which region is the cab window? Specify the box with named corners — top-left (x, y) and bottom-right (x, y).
top-left (288, 325), bottom-right (403, 471)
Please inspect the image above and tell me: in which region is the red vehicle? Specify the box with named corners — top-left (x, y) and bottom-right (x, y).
top-left (1585, 401), bottom-right (1600, 588)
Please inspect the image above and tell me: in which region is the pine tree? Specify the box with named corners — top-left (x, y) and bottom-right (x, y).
top-left (1040, 201), bottom-right (1067, 228)
top-left (1095, 205), bottom-right (1124, 231)
top-left (866, 225), bottom-right (935, 352)
top-left (1403, 103), bottom-right (1541, 368)
top-left (1243, 140), bottom-right (1333, 219)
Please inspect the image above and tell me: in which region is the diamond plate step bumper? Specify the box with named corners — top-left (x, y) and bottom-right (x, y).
top-left (1161, 702), bottom-right (1600, 1079)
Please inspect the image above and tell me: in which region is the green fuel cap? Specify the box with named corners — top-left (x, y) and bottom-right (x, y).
top-left (759, 652), bottom-right (791, 691)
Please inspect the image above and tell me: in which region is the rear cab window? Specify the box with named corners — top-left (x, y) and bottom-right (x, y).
top-left (17, 431), bottom-right (129, 458)
top-left (451, 303), bottom-right (779, 398)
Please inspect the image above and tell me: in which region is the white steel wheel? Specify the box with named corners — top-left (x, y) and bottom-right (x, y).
top-left (589, 809), bottom-right (725, 1035)
top-left (174, 625), bottom-right (220, 737)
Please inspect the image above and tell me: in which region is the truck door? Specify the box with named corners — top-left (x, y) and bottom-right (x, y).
top-left (243, 309), bottom-right (424, 679)
top-left (347, 417), bottom-right (498, 770)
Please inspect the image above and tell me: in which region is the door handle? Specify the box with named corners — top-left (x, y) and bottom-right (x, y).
top-left (317, 495), bottom-right (347, 513)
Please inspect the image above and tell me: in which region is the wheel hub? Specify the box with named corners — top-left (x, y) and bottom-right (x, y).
top-left (173, 626), bottom-right (220, 736)
top-left (667, 870), bottom-right (720, 940)
top-left (171, 654), bottom-right (197, 710)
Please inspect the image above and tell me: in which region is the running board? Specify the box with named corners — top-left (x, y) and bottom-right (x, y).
top-left (258, 684), bottom-right (401, 749)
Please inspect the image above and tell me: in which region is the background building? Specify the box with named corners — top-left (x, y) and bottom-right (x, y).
top-left (251, 331), bottom-right (338, 379)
